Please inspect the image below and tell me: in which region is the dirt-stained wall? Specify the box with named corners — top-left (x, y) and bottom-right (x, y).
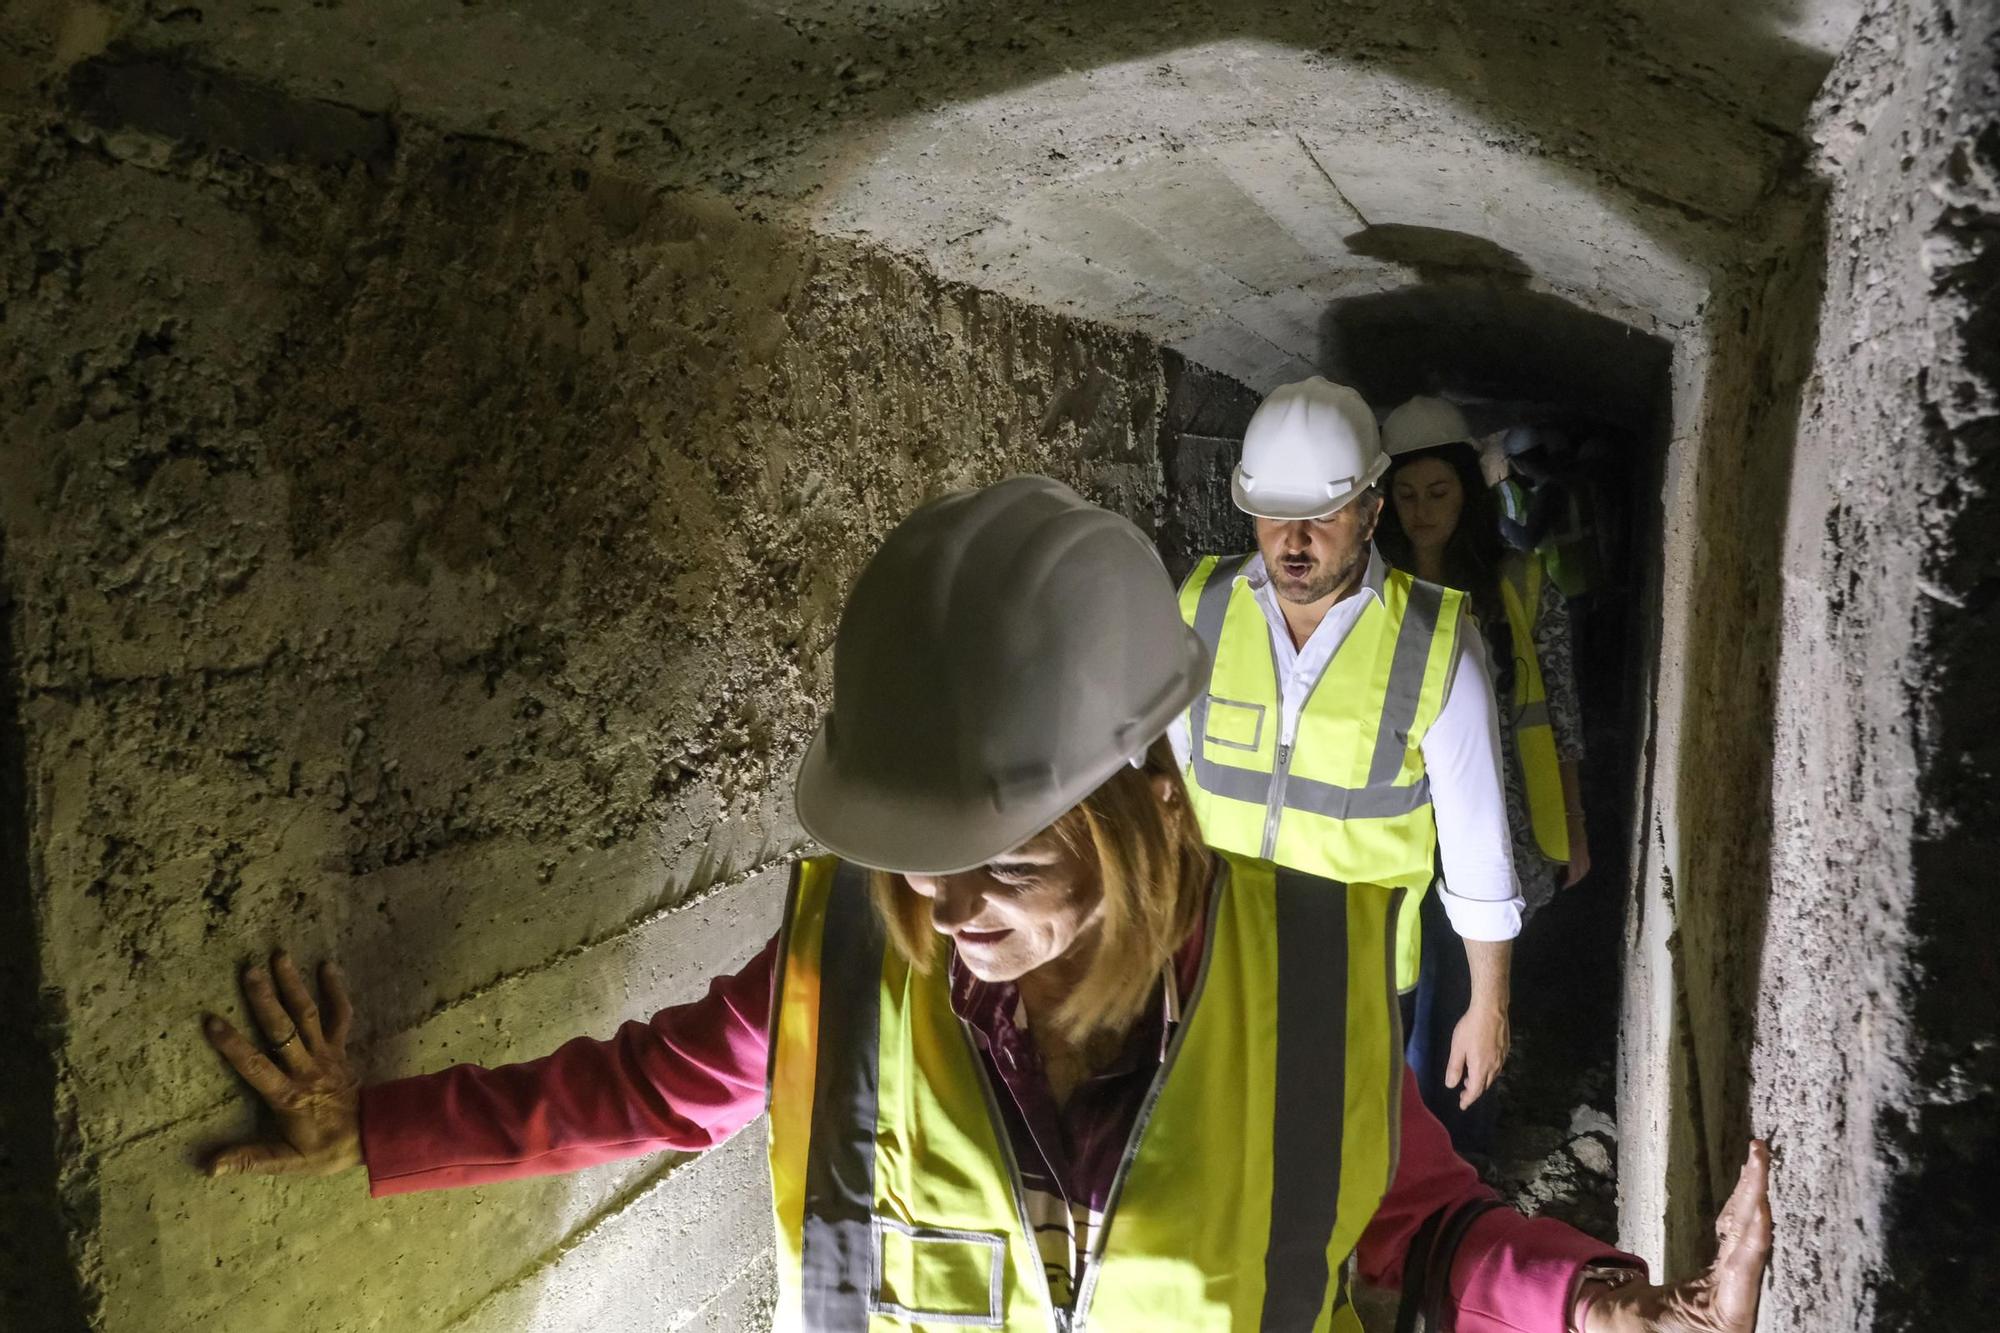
top-left (1621, 0), bottom-right (2000, 1324)
top-left (0, 61), bottom-right (1185, 1332)
top-left (1755, 0), bottom-right (2000, 1324)
top-left (1614, 209), bottom-right (1827, 1278)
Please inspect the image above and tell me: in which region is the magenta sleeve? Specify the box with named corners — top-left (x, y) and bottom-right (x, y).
top-left (360, 934), bottom-right (779, 1196)
top-left (1357, 1070), bottom-right (1644, 1330)
top-left (1445, 1208), bottom-right (1643, 1333)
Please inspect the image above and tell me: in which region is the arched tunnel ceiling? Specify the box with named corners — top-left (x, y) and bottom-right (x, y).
top-left (17, 0), bottom-right (1863, 390)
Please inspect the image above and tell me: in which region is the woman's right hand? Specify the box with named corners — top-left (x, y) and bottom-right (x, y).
top-left (200, 950), bottom-right (363, 1177)
top-left (1584, 1140), bottom-right (1772, 1333)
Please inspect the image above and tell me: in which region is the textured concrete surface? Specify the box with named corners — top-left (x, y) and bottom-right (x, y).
top-left (1617, 1), bottom-right (2000, 1326)
top-left (1615, 203), bottom-right (1827, 1276)
top-left (3, 0), bottom-right (1995, 1330)
top-left (1757, 0), bottom-right (2000, 1323)
top-left (2, 0), bottom-right (1863, 389)
top-left (0, 76), bottom-right (1185, 1329)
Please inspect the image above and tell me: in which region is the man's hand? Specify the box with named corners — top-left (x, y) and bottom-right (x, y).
top-left (200, 950), bottom-right (363, 1177)
top-left (1560, 762), bottom-right (1591, 889)
top-left (1445, 1002), bottom-right (1510, 1108)
top-left (1564, 810), bottom-right (1592, 888)
top-left (1584, 1140), bottom-right (1772, 1333)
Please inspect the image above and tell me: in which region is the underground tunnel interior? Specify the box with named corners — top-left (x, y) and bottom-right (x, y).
top-left (1, 0), bottom-right (1997, 1329)
top-left (1317, 282), bottom-right (1677, 1253)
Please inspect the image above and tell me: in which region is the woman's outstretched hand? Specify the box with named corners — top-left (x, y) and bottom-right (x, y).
top-left (200, 950), bottom-right (363, 1177)
top-left (1585, 1140), bottom-right (1772, 1333)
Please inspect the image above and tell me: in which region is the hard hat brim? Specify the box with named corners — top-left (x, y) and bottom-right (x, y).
top-left (792, 628), bottom-right (1211, 876)
top-left (1230, 453), bottom-right (1389, 521)
top-left (1383, 435), bottom-right (1475, 459)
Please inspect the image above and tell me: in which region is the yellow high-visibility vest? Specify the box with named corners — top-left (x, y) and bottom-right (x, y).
top-left (767, 853), bottom-right (1402, 1333)
top-left (1176, 556), bottom-right (1463, 991)
top-left (1497, 554), bottom-right (1569, 863)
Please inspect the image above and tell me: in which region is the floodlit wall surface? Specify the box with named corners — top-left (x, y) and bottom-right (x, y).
top-left (0, 76), bottom-right (1179, 1331)
top-left (1616, 210), bottom-right (1828, 1274)
top-left (1623, 0), bottom-right (2000, 1324)
top-left (1758, 0), bottom-right (2000, 1324)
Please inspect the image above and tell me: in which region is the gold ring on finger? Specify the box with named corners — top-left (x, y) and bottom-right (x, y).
top-left (268, 1027), bottom-right (300, 1054)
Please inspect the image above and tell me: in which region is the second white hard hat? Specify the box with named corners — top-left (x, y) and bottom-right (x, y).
top-left (1231, 376), bottom-right (1388, 520)
top-left (793, 475), bottom-right (1209, 875)
top-left (1383, 395), bottom-right (1474, 457)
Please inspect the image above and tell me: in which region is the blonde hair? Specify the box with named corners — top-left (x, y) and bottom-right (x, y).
top-left (868, 735), bottom-right (1212, 1045)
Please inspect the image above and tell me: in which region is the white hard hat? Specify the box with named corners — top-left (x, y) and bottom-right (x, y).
top-left (794, 475), bottom-right (1209, 875)
top-left (1231, 376), bottom-right (1388, 520)
top-left (1383, 395), bottom-right (1474, 457)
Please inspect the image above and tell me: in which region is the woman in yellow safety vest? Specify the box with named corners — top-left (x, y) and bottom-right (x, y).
top-left (1378, 402), bottom-right (1590, 913)
top-left (194, 477), bottom-right (1766, 1333)
top-left (1376, 398), bottom-right (1592, 1156)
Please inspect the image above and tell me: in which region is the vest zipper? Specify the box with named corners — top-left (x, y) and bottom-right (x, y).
top-left (960, 1018), bottom-right (1067, 1333)
top-left (1261, 741), bottom-right (1293, 860)
top-left (1070, 868), bottom-right (1228, 1330)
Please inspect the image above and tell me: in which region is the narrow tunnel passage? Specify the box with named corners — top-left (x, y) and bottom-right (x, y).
top-left (1, 0), bottom-right (1995, 1330)
top-left (1160, 280), bottom-right (1681, 1263)
top-left (1324, 281), bottom-right (1675, 1255)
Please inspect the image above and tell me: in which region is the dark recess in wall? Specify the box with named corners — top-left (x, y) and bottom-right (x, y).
top-left (1312, 277), bottom-right (1677, 1192)
top-left (1319, 282), bottom-right (1672, 433)
top-left (66, 51), bottom-right (397, 173)
top-left (0, 543), bottom-right (93, 1333)
top-left (1156, 349), bottom-right (1257, 579)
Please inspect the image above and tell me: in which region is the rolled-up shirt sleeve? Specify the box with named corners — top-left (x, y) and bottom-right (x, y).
top-left (359, 934), bottom-right (777, 1196)
top-left (1423, 612), bottom-right (1525, 941)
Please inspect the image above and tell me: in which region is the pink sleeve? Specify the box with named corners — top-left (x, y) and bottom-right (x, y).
top-left (1357, 1070), bottom-right (1645, 1331)
top-left (359, 934), bottom-right (778, 1196)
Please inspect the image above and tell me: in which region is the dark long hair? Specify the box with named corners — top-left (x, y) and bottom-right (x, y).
top-left (1375, 443), bottom-right (1516, 701)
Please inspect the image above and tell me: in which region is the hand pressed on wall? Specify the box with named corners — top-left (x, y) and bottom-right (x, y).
top-left (1444, 1002), bottom-right (1509, 1108)
top-left (1581, 1141), bottom-right (1772, 1333)
top-left (199, 951), bottom-right (363, 1177)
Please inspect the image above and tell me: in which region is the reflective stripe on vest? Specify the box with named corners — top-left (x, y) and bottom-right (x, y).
top-left (1185, 557), bottom-right (1441, 823)
top-left (1177, 556), bottom-right (1461, 990)
top-left (768, 854), bottom-right (1401, 1333)
top-left (797, 861), bottom-right (888, 1327)
top-left (1498, 555), bottom-right (1569, 864)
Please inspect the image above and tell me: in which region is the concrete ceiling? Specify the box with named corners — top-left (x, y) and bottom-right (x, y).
top-left (12, 0), bottom-right (1865, 389)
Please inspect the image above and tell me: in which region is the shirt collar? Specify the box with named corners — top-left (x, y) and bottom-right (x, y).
top-left (1241, 545), bottom-right (1387, 606)
top-left (947, 952), bottom-right (1183, 1060)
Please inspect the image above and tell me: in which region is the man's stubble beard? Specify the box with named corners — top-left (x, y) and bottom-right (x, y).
top-left (1275, 541), bottom-right (1369, 606)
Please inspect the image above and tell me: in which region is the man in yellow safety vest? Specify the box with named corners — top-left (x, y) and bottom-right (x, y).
top-left (1171, 377), bottom-right (1523, 1107)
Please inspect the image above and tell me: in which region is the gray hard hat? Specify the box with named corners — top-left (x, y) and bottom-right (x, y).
top-left (793, 475), bottom-right (1209, 874)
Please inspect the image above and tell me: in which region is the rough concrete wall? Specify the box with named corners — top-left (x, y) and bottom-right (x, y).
top-left (1614, 196), bottom-right (1827, 1278)
top-left (1753, 0), bottom-right (2000, 1325)
top-left (0, 536), bottom-right (95, 1330)
top-left (1623, 0), bottom-right (2000, 1322)
top-left (1155, 350), bottom-right (1258, 580)
top-left (3, 0), bottom-right (1854, 399)
top-left (0, 61), bottom-right (1177, 1332)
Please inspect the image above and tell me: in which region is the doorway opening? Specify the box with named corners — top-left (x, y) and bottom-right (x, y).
top-left (1322, 280), bottom-right (1675, 1238)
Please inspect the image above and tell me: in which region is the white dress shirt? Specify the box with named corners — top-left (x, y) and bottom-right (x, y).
top-left (1169, 548), bottom-right (1524, 941)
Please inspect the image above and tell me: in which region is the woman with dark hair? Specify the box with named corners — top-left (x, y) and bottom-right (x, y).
top-left (1378, 398), bottom-right (1592, 1151)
